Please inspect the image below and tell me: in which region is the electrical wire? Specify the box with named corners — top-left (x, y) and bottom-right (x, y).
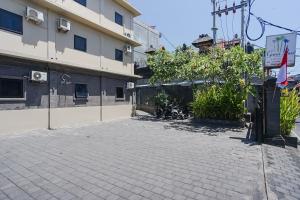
top-left (218, 0), bottom-right (237, 40)
top-left (216, 0), bottom-right (227, 7)
top-left (225, 15), bottom-right (230, 40)
top-left (246, 0), bottom-right (300, 41)
top-left (245, 0), bottom-right (264, 41)
top-left (231, 10), bottom-right (235, 37)
top-left (160, 33), bottom-right (177, 50)
top-left (219, 17), bottom-right (226, 41)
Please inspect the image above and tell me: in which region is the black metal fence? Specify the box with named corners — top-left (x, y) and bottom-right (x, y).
top-left (136, 85), bottom-right (193, 114)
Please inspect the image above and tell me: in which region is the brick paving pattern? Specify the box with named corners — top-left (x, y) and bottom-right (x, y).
top-left (0, 115), bottom-right (297, 200)
top-left (263, 145), bottom-right (300, 200)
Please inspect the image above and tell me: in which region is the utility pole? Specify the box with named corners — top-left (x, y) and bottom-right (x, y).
top-left (211, 0), bottom-right (217, 45)
top-left (241, 0), bottom-right (246, 49)
top-left (211, 0), bottom-right (248, 47)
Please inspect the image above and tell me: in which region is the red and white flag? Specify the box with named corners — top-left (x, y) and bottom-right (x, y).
top-left (276, 48), bottom-right (288, 87)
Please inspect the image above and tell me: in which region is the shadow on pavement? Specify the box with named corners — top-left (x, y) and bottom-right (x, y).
top-left (133, 113), bottom-right (246, 135)
top-left (164, 121), bottom-right (244, 135)
top-left (133, 113), bottom-right (261, 146)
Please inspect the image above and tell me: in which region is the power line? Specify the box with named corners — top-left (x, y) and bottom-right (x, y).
top-left (246, 0), bottom-right (300, 41)
top-left (231, 11), bottom-right (236, 37)
top-left (219, 17), bottom-right (226, 40)
top-left (225, 0), bottom-right (229, 40)
top-left (225, 15), bottom-right (230, 40)
top-left (160, 33), bottom-right (177, 49)
top-left (212, 0), bottom-right (247, 47)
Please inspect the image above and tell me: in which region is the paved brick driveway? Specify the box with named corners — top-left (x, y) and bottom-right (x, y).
top-left (0, 115), bottom-right (293, 200)
top-left (263, 144), bottom-right (300, 200)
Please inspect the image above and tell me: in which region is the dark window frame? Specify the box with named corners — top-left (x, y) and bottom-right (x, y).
top-left (74, 0), bottom-right (87, 7)
top-left (0, 8), bottom-right (23, 35)
top-left (74, 35), bottom-right (87, 52)
top-left (116, 87), bottom-right (125, 101)
top-left (74, 83), bottom-right (89, 100)
top-left (115, 49), bottom-right (124, 62)
top-left (115, 12), bottom-right (123, 26)
top-left (0, 76), bottom-right (25, 101)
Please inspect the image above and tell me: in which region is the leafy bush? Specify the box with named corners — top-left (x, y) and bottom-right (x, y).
top-left (148, 46), bottom-right (262, 121)
top-left (192, 84), bottom-right (245, 121)
top-left (280, 89), bottom-right (300, 136)
top-left (153, 92), bottom-right (169, 108)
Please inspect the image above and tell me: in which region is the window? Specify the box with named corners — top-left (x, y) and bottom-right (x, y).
top-left (115, 49), bottom-right (123, 62)
top-left (115, 12), bottom-right (123, 26)
top-left (75, 84), bottom-right (88, 99)
top-left (74, 0), bottom-right (86, 6)
top-left (74, 35), bottom-right (87, 52)
top-left (0, 8), bottom-right (23, 34)
top-left (116, 87), bottom-right (124, 100)
top-left (0, 78), bottom-right (24, 99)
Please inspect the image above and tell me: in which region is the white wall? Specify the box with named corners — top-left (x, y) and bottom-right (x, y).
top-left (0, 0), bottom-right (135, 75)
top-left (54, 16), bottom-right (102, 71)
top-left (101, 34), bottom-right (133, 74)
top-left (0, 109), bottom-right (48, 134)
top-left (101, 0), bottom-right (133, 37)
top-left (0, 105), bottom-right (133, 134)
top-left (0, 0), bottom-right (48, 60)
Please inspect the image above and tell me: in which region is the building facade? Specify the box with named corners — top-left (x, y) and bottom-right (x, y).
top-left (132, 20), bottom-right (161, 113)
top-left (133, 20), bottom-right (160, 82)
top-left (0, 0), bottom-right (141, 133)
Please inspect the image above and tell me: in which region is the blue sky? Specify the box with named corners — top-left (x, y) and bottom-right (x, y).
top-left (129, 0), bottom-right (300, 75)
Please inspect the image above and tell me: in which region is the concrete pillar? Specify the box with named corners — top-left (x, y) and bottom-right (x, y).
top-left (264, 77), bottom-right (281, 138)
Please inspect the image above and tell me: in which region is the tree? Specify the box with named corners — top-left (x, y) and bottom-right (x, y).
top-left (147, 49), bottom-right (177, 84)
top-left (147, 45), bottom-right (263, 120)
top-left (147, 45), bottom-right (202, 85)
top-left (148, 45), bottom-right (262, 87)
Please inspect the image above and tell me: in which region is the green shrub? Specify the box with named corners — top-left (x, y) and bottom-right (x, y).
top-left (280, 89), bottom-right (300, 136)
top-left (192, 84), bottom-right (245, 121)
top-left (153, 92), bottom-right (169, 108)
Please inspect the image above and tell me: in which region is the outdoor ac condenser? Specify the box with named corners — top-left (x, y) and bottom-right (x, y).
top-left (31, 71), bottom-right (48, 82)
top-left (127, 82), bottom-right (135, 89)
top-left (57, 18), bottom-right (71, 32)
top-left (124, 45), bottom-right (132, 54)
top-left (26, 7), bottom-right (44, 24)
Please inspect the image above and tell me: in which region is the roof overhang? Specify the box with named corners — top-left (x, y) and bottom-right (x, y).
top-left (113, 0), bottom-right (141, 17)
top-left (0, 50), bottom-right (142, 79)
top-left (32, 0), bottom-right (141, 47)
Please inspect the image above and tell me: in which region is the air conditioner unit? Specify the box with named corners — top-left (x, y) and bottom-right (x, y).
top-left (126, 82), bottom-right (135, 89)
top-left (26, 7), bottom-right (44, 24)
top-left (57, 18), bottom-right (71, 32)
top-left (124, 32), bottom-right (131, 38)
top-left (31, 71), bottom-right (47, 82)
top-left (124, 45), bottom-right (132, 54)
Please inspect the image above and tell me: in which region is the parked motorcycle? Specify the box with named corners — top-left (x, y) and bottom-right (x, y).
top-left (155, 102), bottom-right (189, 120)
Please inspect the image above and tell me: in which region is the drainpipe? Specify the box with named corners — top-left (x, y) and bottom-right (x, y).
top-left (46, 9), bottom-right (51, 130)
top-left (47, 64), bottom-right (51, 130)
top-left (100, 74), bottom-right (103, 121)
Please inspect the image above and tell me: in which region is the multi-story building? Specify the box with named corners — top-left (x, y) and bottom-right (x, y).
top-left (0, 0), bottom-right (141, 133)
top-left (132, 20), bottom-right (161, 113)
top-left (133, 20), bottom-right (160, 82)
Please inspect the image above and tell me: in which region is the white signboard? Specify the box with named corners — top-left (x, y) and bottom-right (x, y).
top-left (265, 33), bottom-right (297, 68)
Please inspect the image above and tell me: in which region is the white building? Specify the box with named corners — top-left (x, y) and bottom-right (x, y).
top-left (0, 0), bottom-right (141, 133)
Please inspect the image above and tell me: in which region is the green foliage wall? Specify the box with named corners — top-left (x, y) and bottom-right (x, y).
top-left (280, 89), bottom-right (300, 135)
top-left (148, 46), bottom-right (262, 120)
top-left (192, 84), bottom-right (246, 121)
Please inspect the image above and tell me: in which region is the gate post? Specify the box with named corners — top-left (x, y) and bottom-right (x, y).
top-left (264, 77), bottom-right (284, 146)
